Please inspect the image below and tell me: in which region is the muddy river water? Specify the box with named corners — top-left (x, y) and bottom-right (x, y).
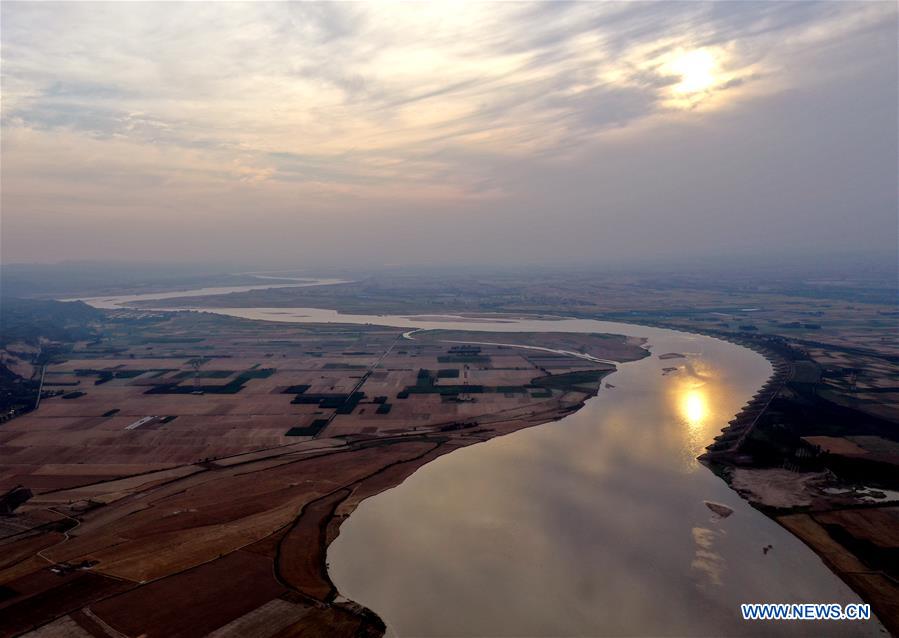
top-left (77, 288), bottom-right (884, 637)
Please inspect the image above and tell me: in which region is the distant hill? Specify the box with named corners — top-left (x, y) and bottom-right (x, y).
top-left (0, 297), bottom-right (103, 347)
top-left (0, 261), bottom-right (265, 297)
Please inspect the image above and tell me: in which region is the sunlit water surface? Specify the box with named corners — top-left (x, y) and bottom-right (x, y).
top-left (76, 290), bottom-right (884, 637)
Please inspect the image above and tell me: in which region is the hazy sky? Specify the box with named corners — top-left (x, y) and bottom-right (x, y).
top-left (1, 1), bottom-right (896, 267)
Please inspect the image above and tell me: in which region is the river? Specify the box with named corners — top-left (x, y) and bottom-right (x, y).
top-left (65, 277), bottom-right (349, 309)
top-left (75, 285), bottom-right (883, 637)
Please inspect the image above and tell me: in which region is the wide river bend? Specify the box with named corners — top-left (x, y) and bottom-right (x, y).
top-left (77, 287), bottom-right (883, 637)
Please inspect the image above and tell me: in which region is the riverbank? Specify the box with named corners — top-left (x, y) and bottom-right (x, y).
top-left (327, 320), bottom-right (879, 637)
top-left (1, 309), bottom-right (627, 637)
top-left (664, 325), bottom-right (899, 636)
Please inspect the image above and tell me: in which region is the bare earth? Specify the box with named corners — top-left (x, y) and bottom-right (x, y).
top-left (0, 312), bottom-right (646, 637)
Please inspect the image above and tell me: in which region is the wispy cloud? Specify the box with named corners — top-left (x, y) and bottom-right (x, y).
top-left (1, 1), bottom-right (895, 264)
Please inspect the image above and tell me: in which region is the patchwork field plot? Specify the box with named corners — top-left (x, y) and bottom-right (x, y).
top-left (0, 311), bottom-right (646, 637)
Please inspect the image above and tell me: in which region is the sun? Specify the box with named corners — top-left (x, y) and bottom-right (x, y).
top-left (667, 48), bottom-right (719, 95)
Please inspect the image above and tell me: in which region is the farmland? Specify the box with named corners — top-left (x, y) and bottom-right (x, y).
top-left (0, 310), bottom-right (645, 637)
top-left (123, 269), bottom-right (899, 635)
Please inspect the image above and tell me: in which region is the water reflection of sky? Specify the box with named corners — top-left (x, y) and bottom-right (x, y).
top-left (329, 330), bottom-right (882, 637)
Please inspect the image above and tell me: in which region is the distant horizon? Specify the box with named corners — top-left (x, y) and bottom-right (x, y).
top-left (2, 248), bottom-right (897, 282)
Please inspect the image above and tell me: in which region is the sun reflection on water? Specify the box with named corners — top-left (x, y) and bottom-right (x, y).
top-left (683, 389), bottom-right (709, 426)
top-left (674, 372), bottom-right (715, 472)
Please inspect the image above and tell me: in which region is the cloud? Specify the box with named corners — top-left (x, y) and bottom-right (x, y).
top-left (1, 1), bottom-right (895, 265)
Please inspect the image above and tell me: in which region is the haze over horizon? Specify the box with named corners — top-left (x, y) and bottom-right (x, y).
top-left (2, 1), bottom-right (896, 267)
